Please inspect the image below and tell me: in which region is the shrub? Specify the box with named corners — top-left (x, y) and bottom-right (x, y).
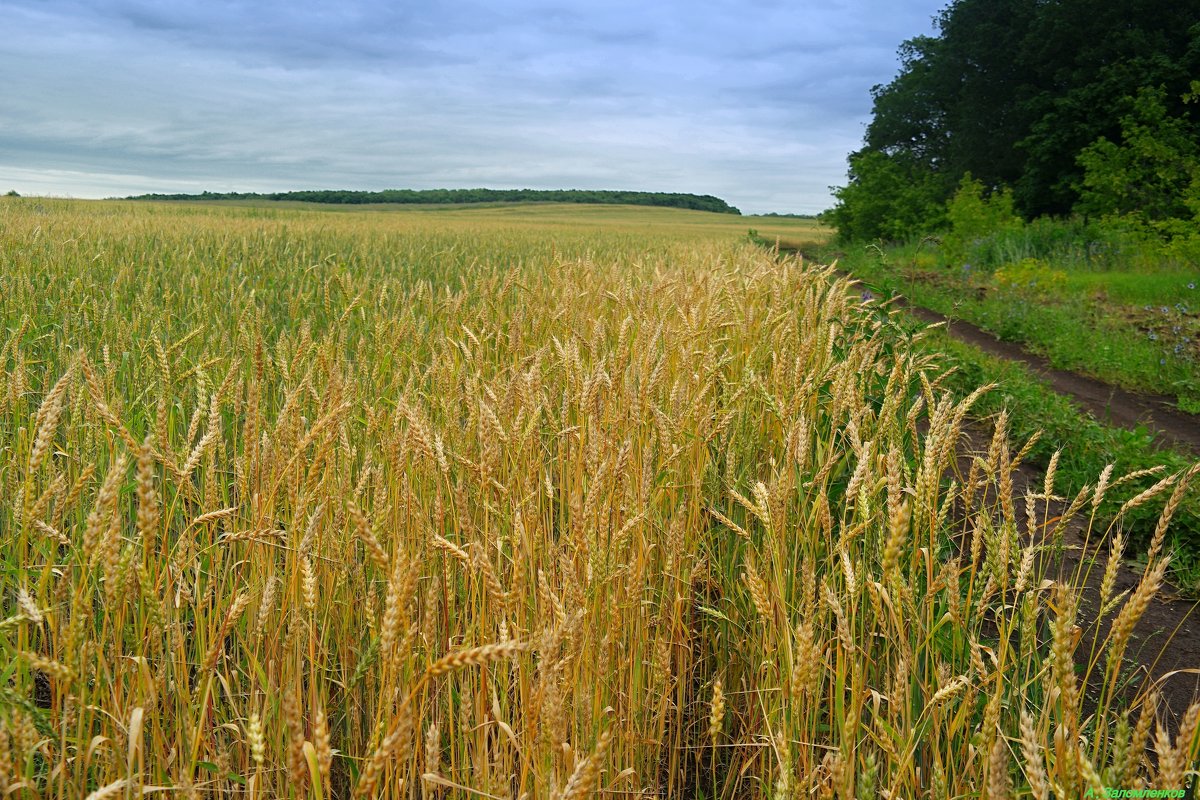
top-left (940, 174), bottom-right (1022, 267)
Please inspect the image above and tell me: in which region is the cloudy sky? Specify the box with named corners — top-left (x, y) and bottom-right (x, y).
top-left (0, 1), bottom-right (943, 214)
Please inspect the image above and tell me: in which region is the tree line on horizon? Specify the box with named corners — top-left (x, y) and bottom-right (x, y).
top-left (825, 0), bottom-right (1200, 244)
top-left (126, 188), bottom-right (743, 215)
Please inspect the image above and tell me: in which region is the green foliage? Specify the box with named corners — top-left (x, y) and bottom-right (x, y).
top-left (4, 190), bottom-right (18, 197)
top-left (866, 2), bottom-right (1039, 193)
top-left (823, 150), bottom-right (945, 242)
top-left (940, 174), bottom-right (1021, 265)
top-left (826, 228), bottom-right (1200, 410)
top-left (826, 0), bottom-right (1200, 237)
top-left (932, 214), bottom-right (1169, 274)
top-left (1077, 86), bottom-right (1200, 227)
top-left (992, 258), bottom-right (1067, 295)
top-left (1016, 12), bottom-right (1200, 217)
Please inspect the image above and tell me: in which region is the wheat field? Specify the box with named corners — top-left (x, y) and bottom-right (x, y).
top-left (0, 198), bottom-right (1194, 798)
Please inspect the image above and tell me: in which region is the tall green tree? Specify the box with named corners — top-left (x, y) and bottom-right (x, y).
top-left (824, 150), bottom-right (944, 241)
top-left (1076, 85), bottom-right (1200, 227)
top-left (826, 0), bottom-right (1200, 240)
top-left (1015, 4), bottom-right (1200, 216)
top-left (866, 0), bottom-right (1040, 191)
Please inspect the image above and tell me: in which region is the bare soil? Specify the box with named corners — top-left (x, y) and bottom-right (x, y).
top-left (886, 277), bottom-right (1200, 725)
top-left (953, 422), bottom-right (1200, 729)
top-left (782, 245), bottom-right (1200, 454)
top-left (904, 301), bottom-right (1200, 455)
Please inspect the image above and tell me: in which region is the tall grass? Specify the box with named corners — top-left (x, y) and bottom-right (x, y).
top-left (0, 200), bottom-right (1195, 797)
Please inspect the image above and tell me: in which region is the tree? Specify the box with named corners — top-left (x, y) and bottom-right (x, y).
top-left (829, 0), bottom-right (1039, 240)
top-left (940, 174), bottom-right (1022, 265)
top-left (824, 150), bottom-right (945, 242)
top-left (1013, 6), bottom-right (1200, 216)
top-left (1076, 85), bottom-right (1200, 228)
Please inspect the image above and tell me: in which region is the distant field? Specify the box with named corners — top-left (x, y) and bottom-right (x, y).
top-left (0, 198), bottom-right (1189, 797)
top-left (134, 196), bottom-right (830, 241)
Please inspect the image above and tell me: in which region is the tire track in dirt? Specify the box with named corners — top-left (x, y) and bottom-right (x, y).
top-left (844, 262), bottom-right (1200, 723)
top-left (891, 285), bottom-right (1200, 727)
top-left (954, 421), bottom-right (1200, 729)
top-left (795, 247), bottom-right (1200, 455)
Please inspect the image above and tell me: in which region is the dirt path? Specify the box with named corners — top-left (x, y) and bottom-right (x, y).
top-left (776, 248), bottom-right (1200, 723)
top-left (953, 422), bottom-right (1200, 729)
top-left (860, 268), bottom-right (1200, 721)
top-left (800, 248), bottom-right (1200, 723)
top-left (901, 301), bottom-right (1200, 455)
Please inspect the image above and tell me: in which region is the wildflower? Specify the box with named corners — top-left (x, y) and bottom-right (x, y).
top-left (1189, 282), bottom-right (1196, 290)
top-left (861, 290), bottom-right (874, 303)
top-left (1148, 332), bottom-right (1158, 341)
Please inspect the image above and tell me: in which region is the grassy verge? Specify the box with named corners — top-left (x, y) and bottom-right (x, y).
top-left (757, 232), bottom-right (1200, 587)
top-left (825, 239), bottom-right (1200, 411)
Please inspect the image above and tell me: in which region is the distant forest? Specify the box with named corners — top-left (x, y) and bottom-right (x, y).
top-left (127, 188), bottom-right (742, 215)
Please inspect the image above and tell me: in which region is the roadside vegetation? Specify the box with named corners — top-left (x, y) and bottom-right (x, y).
top-left (823, 183), bottom-right (1200, 411)
top-left (900, 314), bottom-right (1200, 589)
top-left (2, 198), bottom-right (1195, 797)
top-left (806, 0), bottom-right (1200, 593)
top-left (761, 224), bottom-right (1200, 590)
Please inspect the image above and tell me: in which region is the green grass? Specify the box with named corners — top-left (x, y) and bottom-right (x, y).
top-left (823, 238), bottom-right (1200, 410)
top-left (1062, 270), bottom-right (1200, 305)
top-left (762, 231), bottom-right (1200, 587)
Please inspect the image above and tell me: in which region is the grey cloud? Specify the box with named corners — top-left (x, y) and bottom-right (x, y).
top-left (0, 0), bottom-right (944, 213)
